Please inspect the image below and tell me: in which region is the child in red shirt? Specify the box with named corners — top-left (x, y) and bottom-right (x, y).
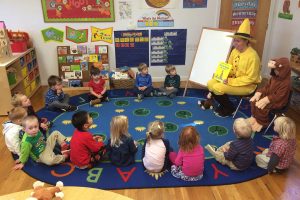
top-left (88, 66), bottom-right (109, 106)
top-left (70, 110), bottom-right (105, 169)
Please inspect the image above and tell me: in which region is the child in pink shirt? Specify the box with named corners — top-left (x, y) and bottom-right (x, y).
top-left (169, 126), bottom-right (204, 181)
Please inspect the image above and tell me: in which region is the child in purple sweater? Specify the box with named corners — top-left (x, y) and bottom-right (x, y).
top-left (169, 126), bottom-right (204, 181)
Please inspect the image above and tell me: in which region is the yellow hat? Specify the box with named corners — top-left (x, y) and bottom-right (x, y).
top-left (228, 18), bottom-right (256, 43)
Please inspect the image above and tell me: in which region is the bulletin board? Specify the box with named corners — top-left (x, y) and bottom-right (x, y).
top-left (114, 30), bottom-right (149, 68)
top-left (150, 29), bottom-right (187, 66)
top-left (41, 0), bottom-right (115, 22)
top-left (57, 45), bottom-right (109, 87)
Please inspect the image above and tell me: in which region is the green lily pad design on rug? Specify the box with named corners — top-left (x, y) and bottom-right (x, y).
top-left (156, 100), bottom-right (173, 107)
top-left (175, 110), bottom-right (192, 119)
top-left (164, 122), bottom-right (178, 132)
top-left (208, 125), bottom-right (228, 136)
top-left (133, 108), bottom-right (150, 116)
top-left (114, 100), bottom-right (130, 107)
top-left (89, 112), bottom-right (99, 119)
top-left (137, 138), bottom-right (145, 146)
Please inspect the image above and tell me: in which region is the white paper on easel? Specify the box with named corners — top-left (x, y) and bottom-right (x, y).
top-left (188, 28), bottom-right (234, 86)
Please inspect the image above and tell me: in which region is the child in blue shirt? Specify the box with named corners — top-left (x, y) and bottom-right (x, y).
top-left (45, 75), bottom-right (77, 112)
top-left (134, 63), bottom-right (154, 100)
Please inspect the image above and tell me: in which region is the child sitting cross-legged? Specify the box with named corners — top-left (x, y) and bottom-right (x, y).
top-left (169, 126), bottom-right (204, 181)
top-left (158, 64), bottom-right (181, 99)
top-left (13, 115), bottom-right (70, 170)
top-left (2, 107), bottom-right (27, 157)
top-left (70, 110), bottom-right (105, 169)
top-left (256, 116), bottom-right (296, 173)
top-left (205, 118), bottom-right (254, 170)
top-left (142, 121), bottom-right (171, 173)
top-left (134, 63), bottom-right (154, 100)
top-left (106, 115), bottom-right (138, 166)
top-left (88, 66), bottom-right (109, 106)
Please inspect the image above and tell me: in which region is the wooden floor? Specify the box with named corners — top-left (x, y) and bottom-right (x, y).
top-left (0, 86), bottom-right (299, 200)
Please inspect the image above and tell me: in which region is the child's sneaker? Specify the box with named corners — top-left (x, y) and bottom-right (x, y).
top-left (90, 99), bottom-right (101, 106)
top-left (150, 92), bottom-right (154, 97)
top-left (67, 105), bottom-right (78, 112)
top-left (137, 94), bottom-right (143, 100)
top-left (205, 144), bottom-right (216, 156)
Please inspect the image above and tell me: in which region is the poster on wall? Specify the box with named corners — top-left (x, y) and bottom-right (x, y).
top-left (41, 0), bottom-right (115, 22)
top-left (41, 27), bottom-right (64, 42)
top-left (141, 0), bottom-right (179, 9)
top-left (278, 0), bottom-right (293, 20)
top-left (114, 30), bottom-right (149, 68)
top-left (151, 29), bottom-right (187, 66)
top-left (231, 0), bottom-right (257, 27)
top-left (91, 27), bottom-right (113, 43)
top-left (183, 0), bottom-right (207, 8)
top-left (118, 1), bottom-right (132, 20)
top-left (66, 26), bottom-right (88, 43)
top-left (137, 10), bottom-right (174, 27)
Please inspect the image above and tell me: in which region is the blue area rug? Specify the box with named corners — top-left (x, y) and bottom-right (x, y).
top-left (21, 89), bottom-right (273, 189)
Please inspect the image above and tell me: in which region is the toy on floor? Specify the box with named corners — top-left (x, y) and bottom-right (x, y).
top-left (26, 181), bottom-right (64, 200)
top-left (198, 92), bottom-right (213, 110)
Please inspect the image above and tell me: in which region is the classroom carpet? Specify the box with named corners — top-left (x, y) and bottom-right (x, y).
top-left (20, 89), bottom-right (273, 189)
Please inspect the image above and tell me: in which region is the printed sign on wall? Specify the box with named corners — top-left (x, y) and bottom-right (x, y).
top-left (137, 10), bottom-right (174, 27)
top-left (231, 0), bottom-right (258, 27)
top-left (91, 27), bottom-right (113, 43)
top-left (114, 30), bottom-right (149, 68)
top-left (66, 26), bottom-right (88, 43)
top-left (151, 29), bottom-right (187, 66)
top-left (41, 27), bottom-right (64, 42)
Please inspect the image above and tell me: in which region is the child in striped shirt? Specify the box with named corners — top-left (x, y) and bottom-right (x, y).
top-left (205, 118), bottom-right (254, 170)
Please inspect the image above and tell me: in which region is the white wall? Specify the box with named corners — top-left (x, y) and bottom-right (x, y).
top-left (0, 0), bottom-right (221, 85)
top-left (262, 0), bottom-right (300, 76)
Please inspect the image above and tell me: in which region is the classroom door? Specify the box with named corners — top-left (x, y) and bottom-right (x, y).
top-left (219, 0), bottom-right (271, 59)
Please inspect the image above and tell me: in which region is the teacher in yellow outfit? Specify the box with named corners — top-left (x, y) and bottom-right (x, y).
top-left (204, 18), bottom-right (261, 117)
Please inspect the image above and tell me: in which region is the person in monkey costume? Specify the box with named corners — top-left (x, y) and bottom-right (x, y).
top-left (248, 57), bottom-right (291, 132)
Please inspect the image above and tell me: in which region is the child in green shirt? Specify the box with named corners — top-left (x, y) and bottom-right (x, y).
top-left (14, 115), bottom-right (69, 170)
top-left (158, 65), bottom-right (180, 98)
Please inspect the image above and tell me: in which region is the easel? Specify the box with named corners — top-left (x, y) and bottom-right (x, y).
top-left (183, 28), bottom-right (234, 97)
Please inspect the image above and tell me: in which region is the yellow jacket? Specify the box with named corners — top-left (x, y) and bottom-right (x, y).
top-left (227, 47), bottom-right (261, 86)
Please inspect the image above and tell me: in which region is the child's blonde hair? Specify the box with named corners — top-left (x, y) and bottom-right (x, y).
top-left (274, 116), bottom-right (296, 140)
top-left (138, 63), bottom-right (148, 72)
top-left (233, 118), bottom-right (252, 139)
top-left (165, 64), bottom-right (176, 74)
top-left (110, 115), bottom-right (130, 147)
top-left (178, 126), bottom-right (200, 152)
top-left (22, 115), bottom-right (38, 128)
top-left (8, 107), bottom-right (27, 122)
top-left (11, 93), bottom-right (26, 107)
top-left (146, 121), bottom-right (164, 143)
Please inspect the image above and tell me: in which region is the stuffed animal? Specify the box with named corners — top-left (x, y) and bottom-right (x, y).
top-left (198, 99), bottom-right (213, 110)
top-left (26, 181), bottom-right (64, 200)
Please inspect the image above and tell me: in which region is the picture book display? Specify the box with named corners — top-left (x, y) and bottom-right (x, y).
top-left (57, 45), bottom-right (109, 88)
top-left (213, 62), bottom-right (232, 82)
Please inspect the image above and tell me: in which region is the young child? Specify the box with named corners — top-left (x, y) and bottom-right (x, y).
top-left (45, 75), bottom-right (77, 112)
top-left (142, 121), bottom-right (171, 172)
top-left (205, 118), bottom-right (254, 170)
top-left (70, 110), bottom-right (105, 169)
top-left (13, 115), bottom-right (69, 170)
top-left (159, 64), bottom-right (181, 98)
top-left (256, 117), bottom-right (296, 173)
top-left (88, 66), bottom-right (109, 106)
top-left (169, 126), bottom-right (204, 181)
top-left (2, 107), bottom-right (27, 156)
top-left (106, 115), bottom-right (137, 166)
top-left (11, 93), bottom-right (50, 133)
top-left (134, 63), bottom-right (154, 100)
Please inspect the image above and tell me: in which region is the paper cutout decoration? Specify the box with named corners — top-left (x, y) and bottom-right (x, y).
top-left (138, 10), bottom-right (174, 27)
top-left (213, 62), bottom-right (233, 82)
top-left (41, 0), bottom-right (115, 22)
top-left (278, 0), bottom-right (293, 20)
top-left (119, 1), bottom-right (132, 20)
top-left (91, 27), bottom-right (113, 43)
top-left (66, 26), bottom-right (88, 43)
top-left (41, 27), bottom-right (64, 42)
top-left (183, 0), bottom-right (207, 8)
